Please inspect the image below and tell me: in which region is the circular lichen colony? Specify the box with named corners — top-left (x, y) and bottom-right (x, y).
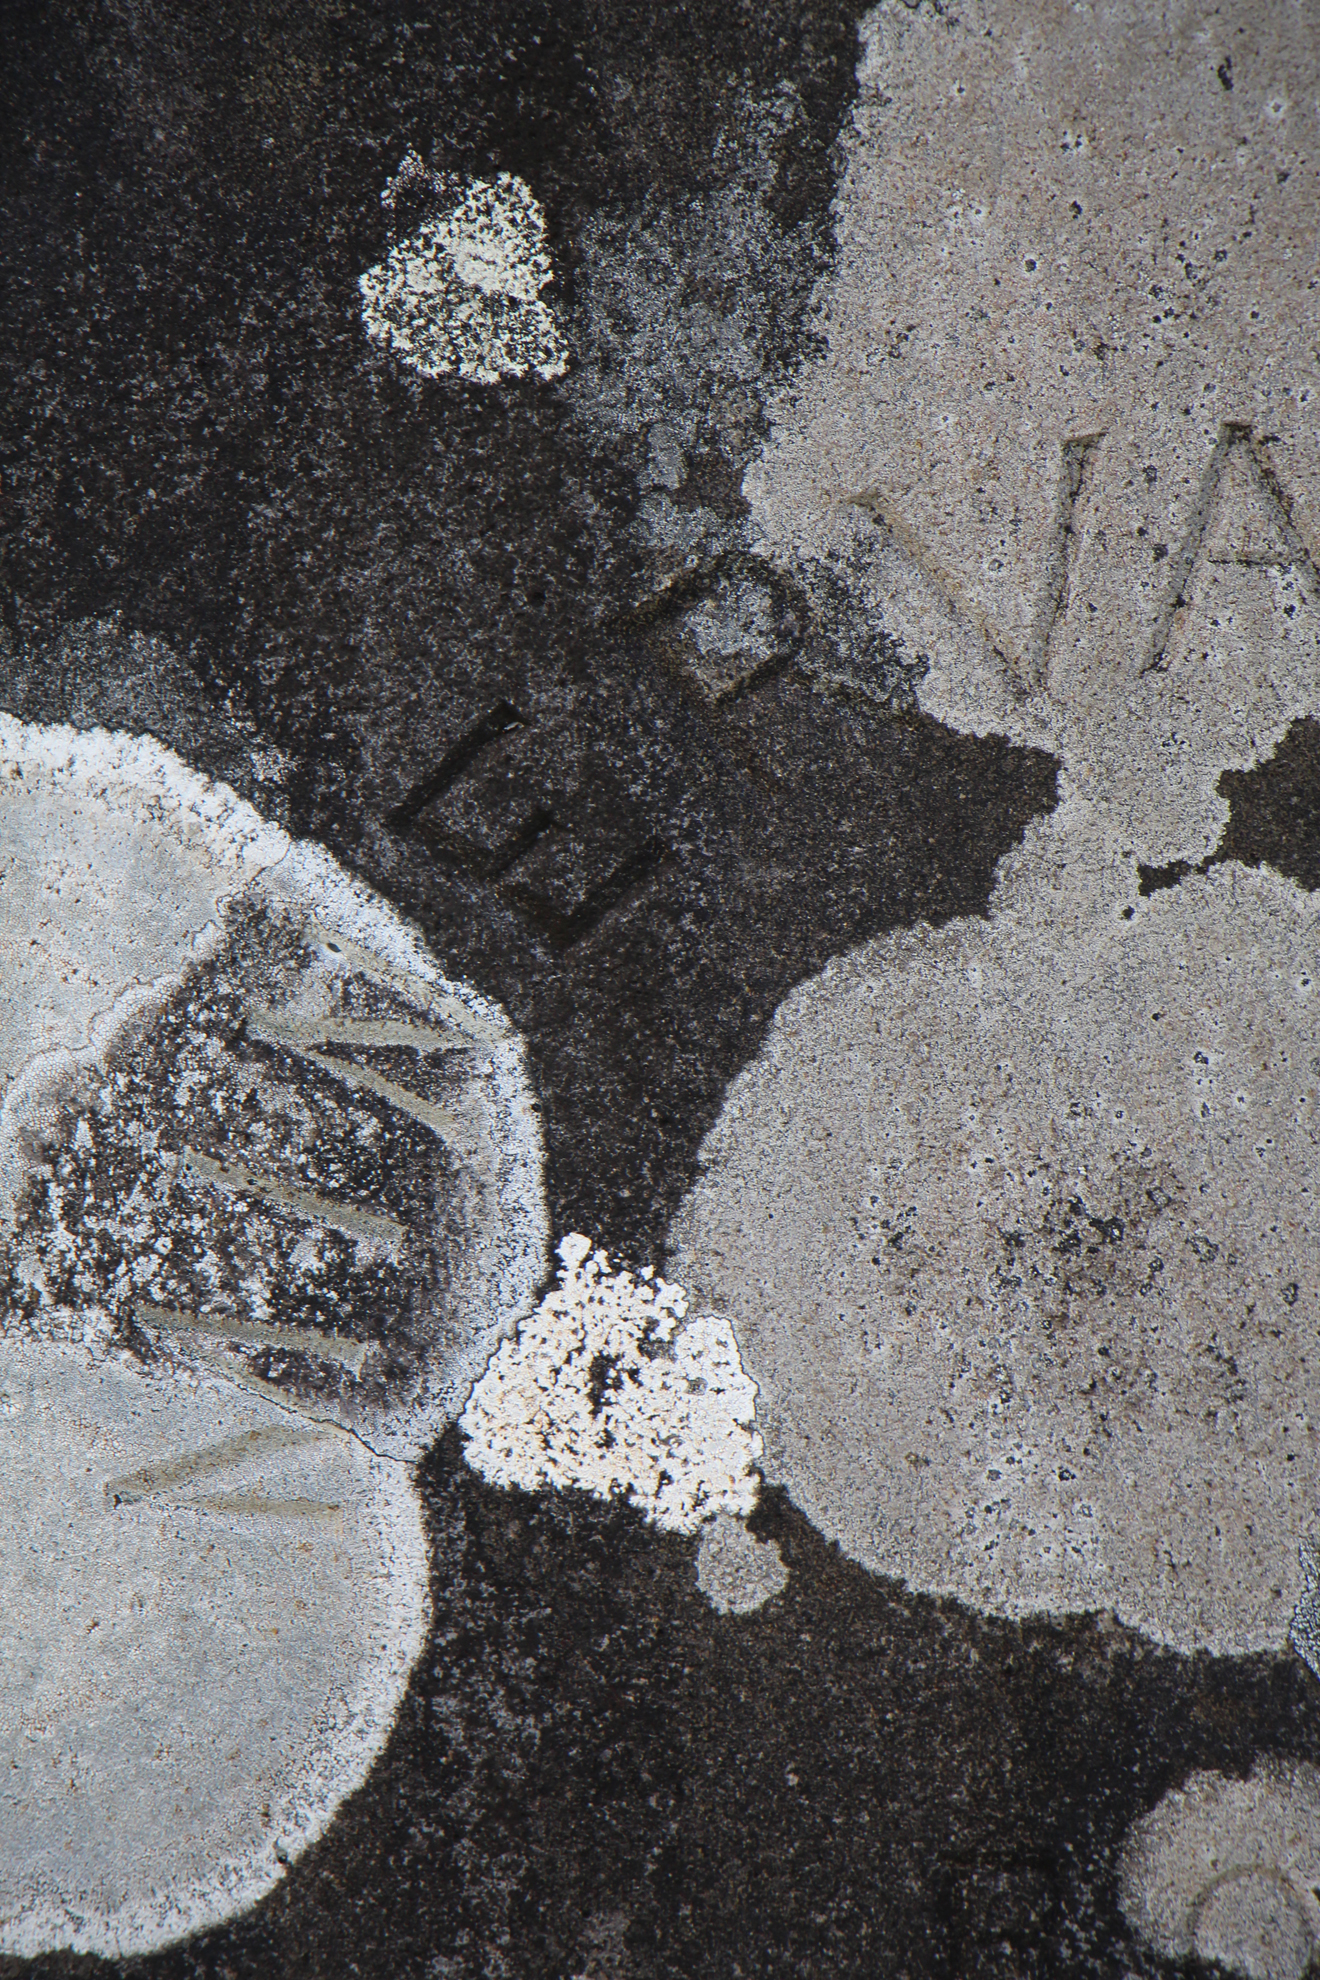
top-left (1120, 1759), bottom-right (1320, 1980)
top-left (0, 712), bottom-right (548, 1957)
top-left (669, 0), bottom-right (1320, 1659)
top-left (673, 841), bottom-right (1320, 1654)
top-left (0, 1341), bottom-right (429, 1962)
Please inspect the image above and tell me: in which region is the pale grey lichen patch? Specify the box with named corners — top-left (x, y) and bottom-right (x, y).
top-left (0, 711), bottom-right (549, 1955)
top-left (0, 1339), bottom-right (427, 1961)
top-left (359, 155), bottom-right (566, 384)
top-left (749, 0), bottom-right (1320, 725)
top-left (668, 0), bottom-right (1320, 1656)
top-left (1119, 1759), bottom-right (1320, 1980)
top-left (460, 1234), bottom-right (762, 1532)
top-left (696, 1512), bottom-right (788, 1615)
top-left (674, 843), bottom-right (1320, 1654)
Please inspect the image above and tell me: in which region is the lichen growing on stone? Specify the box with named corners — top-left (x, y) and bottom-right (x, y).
top-left (696, 1512), bottom-right (788, 1615)
top-left (669, 0), bottom-right (1320, 1659)
top-left (0, 705), bottom-right (548, 1958)
top-left (359, 161), bottom-right (566, 384)
top-left (460, 1233), bottom-right (762, 1531)
top-left (1120, 1759), bottom-right (1320, 1980)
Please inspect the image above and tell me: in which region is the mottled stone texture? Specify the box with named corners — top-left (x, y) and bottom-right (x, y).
top-left (4, 0), bottom-right (1320, 1973)
top-left (0, 0), bottom-right (1056, 1265)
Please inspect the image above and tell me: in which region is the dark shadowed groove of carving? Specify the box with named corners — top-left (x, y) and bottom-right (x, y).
top-left (596, 549), bottom-right (741, 640)
top-left (1145, 423), bottom-right (1320, 675)
top-left (105, 1425), bottom-right (330, 1508)
top-left (1249, 430), bottom-right (1320, 571)
top-left (601, 550), bottom-right (807, 710)
top-left (419, 803), bottom-right (557, 883)
top-left (1030, 431), bottom-right (1105, 682)
top-left (1145, 422), bottom-right (1249, 673)
top-left (386, 701), bottom-right (525, 831)
top-left (503, 835), bottom-right (670, 950)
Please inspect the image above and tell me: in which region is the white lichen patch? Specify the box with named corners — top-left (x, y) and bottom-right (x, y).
top-left (674, 843), bottom-right (1320, 1654)
top-left (1120, 1760), bottom-right (1320, 1980)
top-left (696, 1512), bottom-right (788, 1615)
top-left (460, 1234), bottom-right (762, 1531)
top-left (0, 709), bottom-right (549, 1955)
top-left (359, 157), bottom-right (566, 384)
top-left (0, 712), bottom-right (547, 1459)
top-left (668, 0), bottom-right (1320, 1656)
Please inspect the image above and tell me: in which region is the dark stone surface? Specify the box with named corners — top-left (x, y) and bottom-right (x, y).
top-left (0, 0), bottom-right (1059, 1264)
top-left (3, 2), bottom-right (1320, 1975)
top-left (1217, 718), bottom-right (1320, 895)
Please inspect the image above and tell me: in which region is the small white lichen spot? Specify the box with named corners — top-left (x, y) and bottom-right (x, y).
top-left (358, 159), bottom-right (566, 385)
top-left (1120, 1759), bottom-right (1320, 1980)
top-left (696, 1512), bottom-right (788, 1615)
top-left (460, 1234), bottom-right (762, 1531)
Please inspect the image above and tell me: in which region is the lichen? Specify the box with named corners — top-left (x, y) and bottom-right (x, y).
top-left (359, 161), bottom-right (566, 385)
top-left (460, 1234), bottom-right (762, 1531)
top-left (1120, 1759), bottom-right (1320, 1979)
top-left (0, 706), bottom-right (548, 1957)
top-left (669, 0), bottom-right (1320, 1659)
